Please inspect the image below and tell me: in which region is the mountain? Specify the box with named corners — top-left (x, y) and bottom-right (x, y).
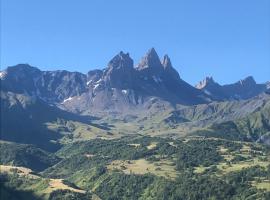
top-left (195, 76), bottom-right (228, 100)
top-left (0, 64), bottom-right (87, 103)
top-left (196, 76), bottom-right (268, 100)
top-left (189, 92), bottom-right (270, 142)
top-left (1, 49), bottom-right (210, 115)
top-left (1, 48), bottom-right (270, 149)
top-left (1, 48), bottom-right (270, 200)
top-left (223, 76), bottom-right (267, 99)
top-left (65, 48), bottom-right (210, 114)
top-left (0, 90), bottom-right (113, 151)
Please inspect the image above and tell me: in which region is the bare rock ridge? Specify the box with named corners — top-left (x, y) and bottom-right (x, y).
top-left (1, 48), bottom-right (269, 114)
top-left (196, 76), bottom-right (216, 90)
top-left (195, 76), bottom-right (227, 100)
top-left (196, 75), bottom-right (268, 100)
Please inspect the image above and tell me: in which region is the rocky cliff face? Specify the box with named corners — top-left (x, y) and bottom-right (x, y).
top-left (0, 64), bottom-right (87, 102)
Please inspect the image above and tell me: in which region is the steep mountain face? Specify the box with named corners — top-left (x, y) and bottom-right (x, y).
top-left (1, 64), bottom-right (87, 103)
top-left (196, 76), bottom-right (268, 100)
top-left (103, 51), bottom-right (136, 89)
top-left (62, 48), bottom-right (210, 114)
top-left (162, 55), bottom-right (180, 81)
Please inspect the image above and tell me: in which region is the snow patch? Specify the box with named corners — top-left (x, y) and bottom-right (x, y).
top-left (0, 71), bottom-right (7, 79)
top-left (122, 90), bottom-right (128, 94)
top-left (87, 80), bottom-right (92, 85)
top-left (62, 97), bottom-right (73, 103)
top-left (96, 79), bottom-right (102, 83)
top-left (93, 84), bottom-right (100, 90)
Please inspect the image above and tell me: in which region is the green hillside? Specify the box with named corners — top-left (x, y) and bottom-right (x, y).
top-left (1, 136), bottom-right (269, 200)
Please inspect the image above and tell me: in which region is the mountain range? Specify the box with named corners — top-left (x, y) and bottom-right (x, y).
top-left (1, 48), bottom-right (270, 150)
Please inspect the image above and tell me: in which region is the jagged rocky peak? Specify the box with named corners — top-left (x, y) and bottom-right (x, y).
top-left (196, 76), bottom-right (216, 89)
top-left (162, 54), bottom-right (180, 81)
top-left (104, 51), bottom-right (135, 88)
top-left (238, 76), bottom-right (256, 86)
top-left (162, 54), bottom-right (172, 69)
top-left (137, 48), bottom-right (163, 70)
top-left (108, 51), bottom-right (133, 69)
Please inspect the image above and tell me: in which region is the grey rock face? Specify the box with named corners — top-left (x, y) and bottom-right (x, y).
top-left (162, 54), bottom-right (180, 81)
top-left (1, 64), bottom-right (87, 102)
top-left (39, 70), bottom-right (87, 101)
top-left (87, 69), bottom-right (103, 83)
top-left (103, 51), bottom-right (135, 88)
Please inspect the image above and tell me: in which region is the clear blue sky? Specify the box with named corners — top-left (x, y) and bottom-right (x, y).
top-left (1, 0), bottom-right (270, 85)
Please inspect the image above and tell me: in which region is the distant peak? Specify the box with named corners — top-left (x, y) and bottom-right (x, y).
top-left (195, 76), bottom-right (216, 89)
top-left (239, 76), bottom-right (256, 85)
top-left (148, 47), bottom-right (158, 55)
top-left (205, 76), bottom-right (214, 82)
top-left (6, 64), bottom-right (41, 75)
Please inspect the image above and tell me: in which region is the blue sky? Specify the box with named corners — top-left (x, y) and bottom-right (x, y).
top-left (1, 0), bottom-right (270, 85)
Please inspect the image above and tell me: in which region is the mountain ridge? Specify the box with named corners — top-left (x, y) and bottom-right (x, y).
top-left (1, 48), bottom-right (270, 148)
top-left (196, 75), bottom-right (268, 100)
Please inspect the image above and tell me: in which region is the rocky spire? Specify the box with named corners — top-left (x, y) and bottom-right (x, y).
top-left (104, 51), bottom-right (135, 88)
top-left (162, 54), bottom-right (180, 81)
top-left (195, 76), bottom-right (216, 89)
top-left (162, 54), bottom-right (172, 69)
top-left (137, 48), bottom-right (163, 70)
top-left (108, 51), bottom-right (133, 69)
top-left (238, 76), bottom-right (256, 86)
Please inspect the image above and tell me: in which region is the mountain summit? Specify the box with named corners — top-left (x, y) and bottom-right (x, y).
top-left (137, 48), bottom-right (163, 70)
top-left (162, 55), bottom-right (180, 81)
top-left (104, 51), bottom-right (135, 88)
